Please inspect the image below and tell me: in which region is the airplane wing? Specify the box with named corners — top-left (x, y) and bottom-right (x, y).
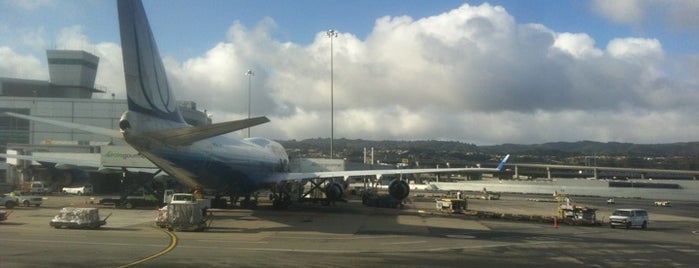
top-left (0, 153), bottom-right (100, 169)
top-left (5, 112), bottom-right (123, 139)
top-left (0, 153), bottom-right (161, 174)
top-left (277, 155), bottom-right (510, 182)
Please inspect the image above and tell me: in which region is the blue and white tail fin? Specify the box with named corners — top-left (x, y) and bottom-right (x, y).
top-left (496, 154), bottom-right (510, 171)
top-left (117, 0), bottom-right (185, 123)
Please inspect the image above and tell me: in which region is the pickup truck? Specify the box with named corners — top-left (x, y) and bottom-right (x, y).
top-left (62, 184), bottom-right (93, 196)
top-left (9, 191), bottom-right (43, 207)
top-left (1, 193), bottom-right (18, 209)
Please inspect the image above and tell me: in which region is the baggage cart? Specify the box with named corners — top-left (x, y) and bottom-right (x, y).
top-left (49, 207), bottom-right (111, 229)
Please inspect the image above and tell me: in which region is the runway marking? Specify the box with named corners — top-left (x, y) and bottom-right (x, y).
top-left (195, 240), bottom-right (269, 244)
top-left (445, 234), bottom-right (476, 239)
top-left (692, 231), bottom-right (699, 235)
top-left (381, 240), bottom-right (427, 245)
top-left (271, 235), bottom-right (406, 241)
top-left (0, 238), bottom-right (165, 248)
top-left (117, 228), bottom-right (178, 268)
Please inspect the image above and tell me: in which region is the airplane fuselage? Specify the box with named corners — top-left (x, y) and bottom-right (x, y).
top-left (120, 110), bottom-right (289, 194)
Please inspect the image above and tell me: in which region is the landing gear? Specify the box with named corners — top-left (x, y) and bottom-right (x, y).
top-left (271, 183), bottom-right (293, 210)
top-left (272, 192), bottom-right (291, 210)
top-left (238, 194), bottom-right (258, 209)
top-left (211, 195), bottom-right (227, 209)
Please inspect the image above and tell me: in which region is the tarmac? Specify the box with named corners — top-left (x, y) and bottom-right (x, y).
top-left (1, 192), bottom-right (698, 267)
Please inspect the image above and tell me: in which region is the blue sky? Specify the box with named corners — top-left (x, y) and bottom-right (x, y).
top-left (3, 1), bottom-right (695, 60)
top-left (1, 0), bottom-right (698, 144)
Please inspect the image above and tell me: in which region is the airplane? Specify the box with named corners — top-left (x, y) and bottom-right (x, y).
top-left (1, 0), bottom-right (509, 209)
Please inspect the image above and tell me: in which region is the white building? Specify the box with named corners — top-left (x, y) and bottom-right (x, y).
top-left (0, 50), bottom-right (209, 191)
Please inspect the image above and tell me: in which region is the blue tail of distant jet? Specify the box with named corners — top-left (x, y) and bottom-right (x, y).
top-left (118, 0), bottom-right (185, 123)
top-left (496, 154), bottom-right (510, 171)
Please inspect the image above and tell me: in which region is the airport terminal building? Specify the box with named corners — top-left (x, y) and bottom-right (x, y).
top-left (0, 50), bottom-right (210, 191)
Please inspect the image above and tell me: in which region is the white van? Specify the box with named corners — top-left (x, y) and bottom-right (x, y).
top-left (609, 209), bottom-right (649, 229)
top-left (62, 184), bottom-right (93, 195)
top-left (21, 182), bottom-right (48, 194)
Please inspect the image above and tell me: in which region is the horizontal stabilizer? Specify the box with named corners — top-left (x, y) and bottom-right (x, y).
top-left (146, 116), bottom-right (270, 146)
top-left (5, 112), bottom-right (123, 139)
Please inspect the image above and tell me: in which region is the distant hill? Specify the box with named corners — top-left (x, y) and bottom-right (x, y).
top-left (481, 141), bottom-right (699, 156)
top-left (278, 138), bottom-right (699, 170)
top-left (279, 138), bottom-right (699, 156)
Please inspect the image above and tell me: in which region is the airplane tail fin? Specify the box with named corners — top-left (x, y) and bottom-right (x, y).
top-left (496, 154), bottom-right (510, 171)
top-left (117, 0), bottom-right (185, 123)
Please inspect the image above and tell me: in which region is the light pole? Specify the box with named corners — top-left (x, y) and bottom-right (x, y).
top-left (245, 69), bottom-right (254, 138)
top-left (326, 29), bottom-right (337, 159)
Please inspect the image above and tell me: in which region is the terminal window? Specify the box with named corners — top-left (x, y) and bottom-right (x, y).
top-left (0, 108), bottom-right (30, 149)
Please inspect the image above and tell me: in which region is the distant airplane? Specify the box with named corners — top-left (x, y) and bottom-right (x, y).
top-left (2, 0), bottom-right (509, 209)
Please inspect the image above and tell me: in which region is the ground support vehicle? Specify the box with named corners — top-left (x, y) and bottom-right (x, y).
top-left (9, 191), bottom-right (42, 207)
top-left (559, 206), bottom-right (600, 226)
top-left (18, 182), bottom-right (48, 194)
top-left (62, 184), bottom-right (93, 196)
top-left (654, 200), bottom-right (671, 207)
top-left (609, 208), bottom-right (649, 229)
top-left (99, 190), bottom-right (161, 209)
top-left (157, 192), bottom-right (212, 228)
top-left (162, 203), bottom-right (209, 231)
top-left (49, 207), bottom-right (111, 229)
top-left (435, 198), bottom-right (467, 214)
top-left (361, 189), bottom-right (402, 208)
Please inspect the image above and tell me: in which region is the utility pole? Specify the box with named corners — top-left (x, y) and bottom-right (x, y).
top-left (326, 29), bottom-right (337, 158)
top-left (245, 69), bottom-right (254, 138)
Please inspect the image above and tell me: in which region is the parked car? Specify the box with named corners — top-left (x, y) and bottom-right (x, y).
top-left (1, 193), bottom-right (18, 209)
top-left (8, 191), bottom-right (42, 207)
top-left (609, 208), bottom-right (649, 229)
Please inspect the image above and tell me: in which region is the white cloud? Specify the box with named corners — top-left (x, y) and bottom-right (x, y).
top-left (592, 0), bottom-right (647, 24)
top-left (606, 37), bottom-right (663, 60)
top-left (154, 2), bottom-right (698, 144)
top-left (3, 2), bottom-right (697, 145)
top-left (0, 47), bottom-right (46, 80)
top-left (592, 0), bottom-right (699, 32)
top-left (553, 33), bottom-right (603, 58)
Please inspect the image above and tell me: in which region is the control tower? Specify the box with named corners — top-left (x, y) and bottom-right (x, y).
top-left (46, 50), bottom-right (102, 98)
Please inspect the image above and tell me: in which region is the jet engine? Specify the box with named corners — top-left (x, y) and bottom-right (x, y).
top-left (118, 111), bottom-right (132, 134)
top-left (324, 182), bottom-right (344, 201)
top-left (388, 179), bottom-right (410, 200)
